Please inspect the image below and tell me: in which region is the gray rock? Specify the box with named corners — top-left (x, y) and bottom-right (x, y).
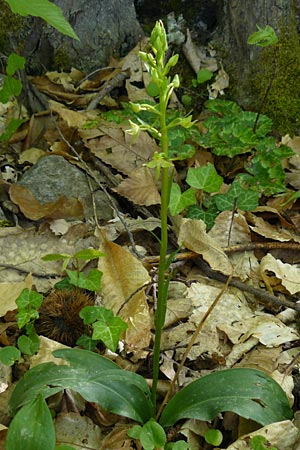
top-left (16, 155), bottom-right (113, 220)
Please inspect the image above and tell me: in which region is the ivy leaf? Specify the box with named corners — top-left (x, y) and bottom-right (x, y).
top-left (169, 184), bottom-right (196, 215)
top-left (67, 269), bottom-right (102, 291)
top-left (92, 315), bottom-right (128, 352)
top-left (186, 163), bottom-right (223, 192)
top-left (214, 180), bottom-right (259, 211)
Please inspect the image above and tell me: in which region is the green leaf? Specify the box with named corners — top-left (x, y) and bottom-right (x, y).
top-left (169, 184), bottom-right (196, 215)
top-left (92, 315), bottom-right (128, 352)
top-left (6, 394), bottom-right (55, 450)
top-left (214, 180), bottom-right (259, 211)
top-left (15, 288), bottom-right (43, 328)
top-left (75, 334), bottom-right (99, 351)
top-left (73, 249), bottom-right (105, 260)
top-left (0, 346), bottom-right (20, 366)
top-left (247, 25), bottom-right (278, 47)
top-left (165, 441), bottom-right (191, 450)
top-left (250, 435), bottom-right (277, 450)
top-left (9, 348), bottom-right (153, 423)
top-left (159, 368), bottom-right (293, 428)
top-left (17, 333), bottom-right (40, 355)
top-left (204, 429), bottom-right (223, 446)
top-left (186, 163), bottom-right (223, 192)
top-left (0, 118), bottom-right (25, 141)
top-left (0, 76), bottom-right (22, 102)
top-left (66, 268), bottom-right (102, 291)
top-left (128, 419), bottom-right (166, 450)
top-left (6, 53), bottom-right (26, 75)
top-left (5, 0), bottom-right (79, 40)
top-left (196, 68), bottom-right (213, 84)
top-left (41, 253), bottom-right (71, 261)
top-left (187, 204), bottom-right (219, 230)
top-left (80, 305), bottom-right (113, 324)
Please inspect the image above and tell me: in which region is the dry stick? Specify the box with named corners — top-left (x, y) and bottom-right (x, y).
top-left (53, 115), bottom-right (141, 258)
top-left (156, 272), bottom-right (233, 420)
top-left (195, 258), bottom-right (300, 312)
top-left (87, 69), bottom-right (130, 111)
top-left (144, 241), bottom-right (300, 312)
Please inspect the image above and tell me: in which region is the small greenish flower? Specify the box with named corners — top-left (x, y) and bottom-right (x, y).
top-left (146, 151), bottom-right (173, 180)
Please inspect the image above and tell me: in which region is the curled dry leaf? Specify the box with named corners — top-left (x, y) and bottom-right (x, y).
top-left (260, 253), bottom-right (300, 294)
top-left (178, 218), bottom-right (232, 274)
top-left (116, 167), bottom-right (161, 206)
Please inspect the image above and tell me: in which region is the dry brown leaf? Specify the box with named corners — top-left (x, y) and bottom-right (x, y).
top-left (178, 218), bottom-right (232, 274)
top-left (49, 99), bottom-right (97, 128)
top-left (260, 253), bottom-right (300, 294)
top-left (81, 123), bottom-right (159, 175)
top-left (116, 167), bottom-right (160, 205)
top-left (0, 274), bottom-right (32, 316)
top-left (97, 235), bottom-right (151, 357)
top-left (9, 184), bottom-right (84, 220)
top-left (246, 211), bottom-right (300, 242)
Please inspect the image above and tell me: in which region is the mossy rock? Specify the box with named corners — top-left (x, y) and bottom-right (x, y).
top-left (250, 25), bottom-right (300, 135)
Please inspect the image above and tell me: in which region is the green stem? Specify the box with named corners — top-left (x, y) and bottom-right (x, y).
top-left (151, 97), bottom-right (170, 408)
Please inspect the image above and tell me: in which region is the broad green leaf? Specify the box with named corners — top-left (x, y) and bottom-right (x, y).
top-left (187, 204), bottom-right (219, 230)
top-left (16, 288), bottom-right (43, 310)
top-left (17, 333), bottom-right (40, 355)
top-left (214, 180), bottom-right (259, 211)
top-left (80, 305), bottom-right (111, 324)
top-left (67, 268), bottom-right (102, 291)
top-left (9, 349), bottom-right (153, 423)
top-left (6, 53), bottom-right (26, 75)
top-left (247, 25), bottom-right (278, 47)
top-left (0, 346), bottom-right (20, 366)
top-left (5, 0), bottom-right (79, 40)
top-left (169, 184), bottom-right (196, 215)
top-left (92, 316), bottom-right (128, 352)
top-left (159, 368), bottom-right (293, 428)
top-left (73, 249), bottom-right (105, 260)
top-left (6, 394), bottom-right (55, 450)
top-left (196, 68), bottom-right (213, 84)
top-left (186, 163), bottom-right (223, 192)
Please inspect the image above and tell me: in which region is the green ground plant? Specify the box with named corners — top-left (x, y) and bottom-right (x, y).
top-left (5, 21), bottom-right (294, 450)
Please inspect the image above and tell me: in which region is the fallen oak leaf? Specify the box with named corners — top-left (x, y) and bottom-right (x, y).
top-left (116, 167), bottom-right (161, 206)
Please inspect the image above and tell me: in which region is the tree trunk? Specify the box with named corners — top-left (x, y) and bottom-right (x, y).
top-left (0, 0), bottom-right (142, 74)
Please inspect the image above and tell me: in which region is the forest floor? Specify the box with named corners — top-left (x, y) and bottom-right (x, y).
top-left (0, 34), bottom-right (300, 450)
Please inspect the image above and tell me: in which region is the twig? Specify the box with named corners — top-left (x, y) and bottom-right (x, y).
top-left (87, 69), bottom-right (130, 111)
